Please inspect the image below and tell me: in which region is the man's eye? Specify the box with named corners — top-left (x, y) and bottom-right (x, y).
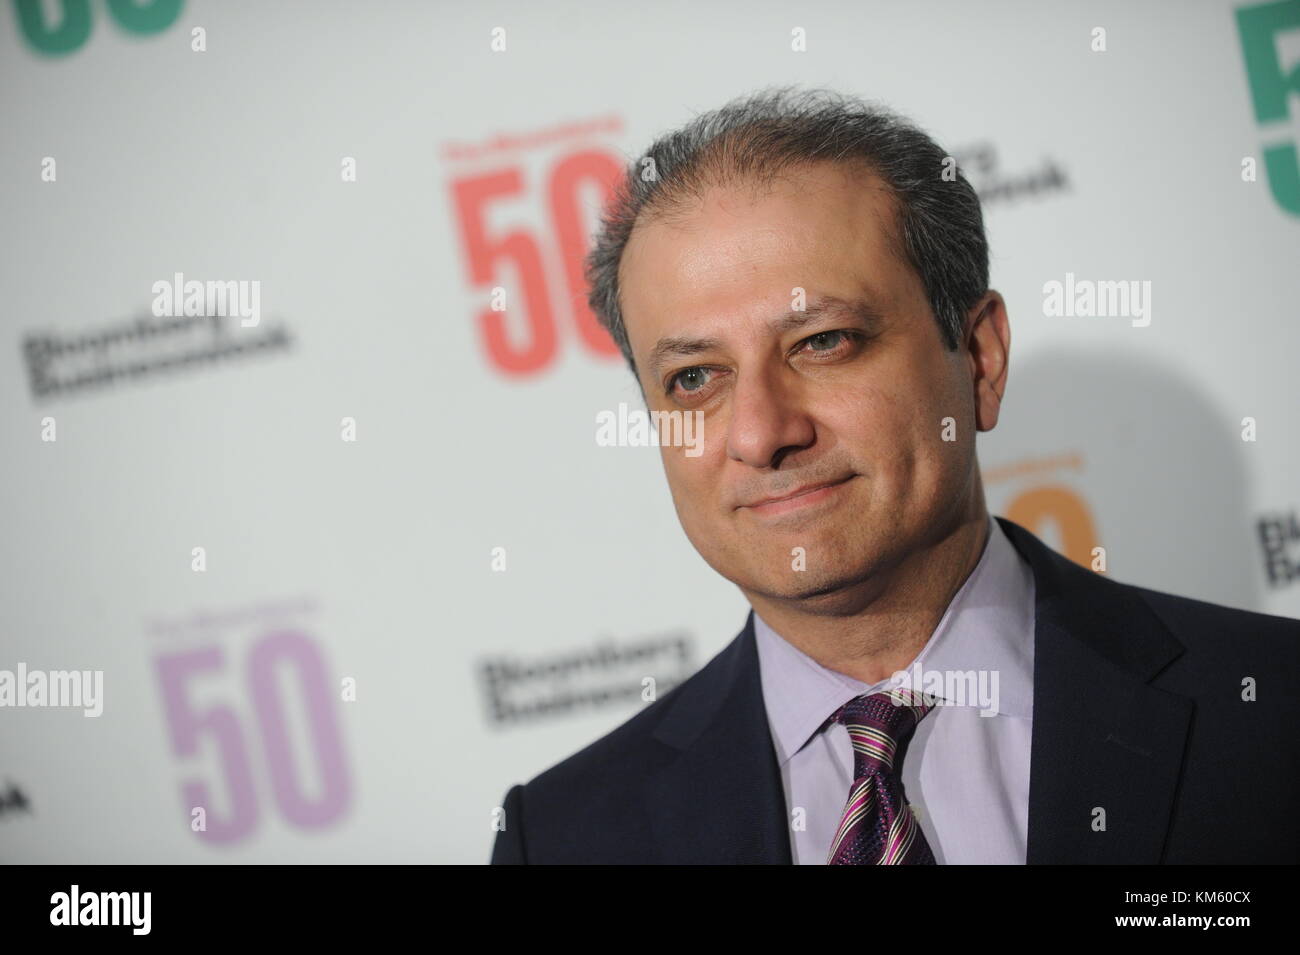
top-left (804, 330), bottom-right (853, 352)
top-left (670, 367), bottom-right (711, 394)
top-left (666, 332), bottom-right (859, 396)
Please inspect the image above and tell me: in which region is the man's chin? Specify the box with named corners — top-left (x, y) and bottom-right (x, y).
top-left (741, 562), bottom-right (881, 610)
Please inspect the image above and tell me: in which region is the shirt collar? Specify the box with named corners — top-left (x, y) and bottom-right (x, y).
top-left (754, 514), bottom-right (1036, 767)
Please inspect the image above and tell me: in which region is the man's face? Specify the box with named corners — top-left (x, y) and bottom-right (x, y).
top-left (618, 161), bottom-right (989, 609)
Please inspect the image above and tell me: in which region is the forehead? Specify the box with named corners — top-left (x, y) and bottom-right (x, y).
top-left (617, 161), bottom-right (915, 352)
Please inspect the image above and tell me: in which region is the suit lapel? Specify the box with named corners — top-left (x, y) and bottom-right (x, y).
top-left (647, 611), bottom-right (792, 864)
top-left (997, 517), bottom-right (1193, 863)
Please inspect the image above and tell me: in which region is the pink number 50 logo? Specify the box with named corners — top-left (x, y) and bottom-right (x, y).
top-left (155, 630), bottom-right (352, 843)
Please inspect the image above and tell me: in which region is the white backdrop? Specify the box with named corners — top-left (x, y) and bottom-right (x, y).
top-left (2, 0), bottom-right (1297, 863)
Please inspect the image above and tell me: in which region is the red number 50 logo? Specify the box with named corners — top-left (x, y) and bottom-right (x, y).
top-left (451, 149), bottom-right (624, 375)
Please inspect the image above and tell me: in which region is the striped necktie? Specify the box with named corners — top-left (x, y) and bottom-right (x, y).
top-left (825, 688), bottom-right (937, 865)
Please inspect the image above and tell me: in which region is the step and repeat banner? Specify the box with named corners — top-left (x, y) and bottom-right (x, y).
top-left (2, 0), bottom-right (1297, 863)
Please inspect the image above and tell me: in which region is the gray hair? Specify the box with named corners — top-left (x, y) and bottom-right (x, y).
top-left (584, 85), bottom-right (989, 380)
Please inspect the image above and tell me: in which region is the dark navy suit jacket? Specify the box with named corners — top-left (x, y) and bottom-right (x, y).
top-left (491, 516), bottom-right (1299, 864)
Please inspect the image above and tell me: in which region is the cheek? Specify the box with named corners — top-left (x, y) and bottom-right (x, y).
top-left (904, 375), bottom-right (976, 494)
top-left (829, 384), bottom-right (917, 459)
top-left (834, 380), bottom-right (954, 487)
top-left (889, 351), bottom-right (971, 440)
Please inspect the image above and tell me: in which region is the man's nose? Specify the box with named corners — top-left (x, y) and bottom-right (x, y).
top-left (725, 365), bottom-right (816, 468)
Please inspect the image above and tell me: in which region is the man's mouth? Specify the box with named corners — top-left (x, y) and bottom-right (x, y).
top-left (742, 474), bottom-right (856, 516)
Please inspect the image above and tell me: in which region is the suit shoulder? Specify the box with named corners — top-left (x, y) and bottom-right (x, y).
top-left (495, 633), bottom-right (744, 861)
top-left (1114, 580), bottom-right (1300, 696)
top-left (519, 629), bottom-right (741, 801)
top-left (527, 689), bottom-right (678, 795)
top-left (1128, 581), bottom-right (1300, 651)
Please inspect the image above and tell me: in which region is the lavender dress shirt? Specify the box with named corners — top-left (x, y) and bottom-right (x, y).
top-left (753, 514), bottom-right (1036, 864)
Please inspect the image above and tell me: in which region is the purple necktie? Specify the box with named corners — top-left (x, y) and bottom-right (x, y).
top-left (825, 689), bottom-right (937, 865)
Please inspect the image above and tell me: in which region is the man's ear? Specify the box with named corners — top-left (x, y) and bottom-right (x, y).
top-left (966, 291), bottom-right (1010, 433)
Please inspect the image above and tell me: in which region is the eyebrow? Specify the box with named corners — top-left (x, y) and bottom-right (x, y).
top-left (646, 294), bottom-right (886, 381)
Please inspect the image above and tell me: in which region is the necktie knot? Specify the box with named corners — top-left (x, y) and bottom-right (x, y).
top-left (828, 688), bottom-right (935, 777)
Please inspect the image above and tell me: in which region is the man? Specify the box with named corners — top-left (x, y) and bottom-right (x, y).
top-left (490, 87), bottom-right (1299, 864)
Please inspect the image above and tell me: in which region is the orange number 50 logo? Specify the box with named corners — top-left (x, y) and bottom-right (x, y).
top-left (1005, 484), bottom-right (1100, 570)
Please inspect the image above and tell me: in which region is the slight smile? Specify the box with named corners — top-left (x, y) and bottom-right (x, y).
top-left (743, 475), bottom-right (856, 517)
